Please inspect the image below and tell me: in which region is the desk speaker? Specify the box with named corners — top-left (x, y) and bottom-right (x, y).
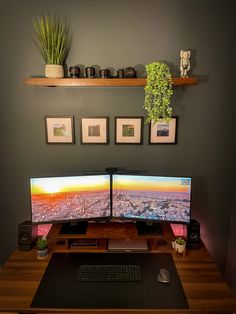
top-left (18, 220), bottom-right (37, 251)
top-left (187, 219), bottom-right (201, 249)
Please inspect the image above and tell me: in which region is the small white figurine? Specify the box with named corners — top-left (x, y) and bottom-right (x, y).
top-left (180, 50), bottom-right (191, 78)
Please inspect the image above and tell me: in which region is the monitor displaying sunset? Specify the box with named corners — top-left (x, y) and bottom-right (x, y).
top-left (30, 175), bottom-right (110, 223)
top-left (112, 175), bottom-right (191, 223)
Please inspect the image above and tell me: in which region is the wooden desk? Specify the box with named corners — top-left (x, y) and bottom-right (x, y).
top-left (0, 246), bottom-right (235, 313)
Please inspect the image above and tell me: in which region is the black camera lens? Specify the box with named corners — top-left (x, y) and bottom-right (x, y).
top-left (69, 66), bottom-right (80, 78)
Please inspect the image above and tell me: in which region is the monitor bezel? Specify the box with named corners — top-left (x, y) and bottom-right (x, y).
top-left (29, 173), bottom-right (111, 225)
top-left (111, 174), bottom-right (192, 225)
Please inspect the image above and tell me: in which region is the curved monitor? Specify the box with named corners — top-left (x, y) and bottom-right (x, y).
top-left (112, 175), bottom-right (191, 224)
top-left (30, 174), bottom-right (111, 224)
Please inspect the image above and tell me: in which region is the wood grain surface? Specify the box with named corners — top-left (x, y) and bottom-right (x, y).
top-left (0, 223), bottom-right (235, 313)
top-left (23, 77), bottom-right (198, 87)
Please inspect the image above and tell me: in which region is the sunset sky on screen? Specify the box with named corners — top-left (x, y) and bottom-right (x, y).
top-left (31, 175), bottom-right (110, 194)
top-left (113, 175), bottom-right (191, 193)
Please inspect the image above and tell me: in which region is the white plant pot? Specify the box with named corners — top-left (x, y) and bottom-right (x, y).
top-left (45, 64), bottom-right (64, 78)
top-left (173, 240), bottom-right (186, 254)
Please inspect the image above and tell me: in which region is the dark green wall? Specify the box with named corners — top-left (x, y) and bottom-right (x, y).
top-left (1, 0), bottom-right (236, 290)
top-left (226, 184), bottom-right (236, 293)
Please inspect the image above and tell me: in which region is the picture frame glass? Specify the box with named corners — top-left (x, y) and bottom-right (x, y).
top-left (115, 117), bottom-right (143, 144)
top-left (45, 117), bottom-right (74, 143)
top-left (149, 118), bottom-right (177, 144)
top-left (81, 117), bottom-right (108, 144)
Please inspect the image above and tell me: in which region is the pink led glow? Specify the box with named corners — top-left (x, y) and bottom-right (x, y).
top-left (37, 224), bottom-right (52, 236)
top-left (171, 223), bottom-right (187, 237)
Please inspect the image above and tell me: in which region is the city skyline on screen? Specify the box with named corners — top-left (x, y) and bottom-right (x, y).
top-left (30, 174), bottom-right (191, 224)
top-left (30, 175), bottom-right (111, 223)
top-left (112, 175), bottom-right (191, 223)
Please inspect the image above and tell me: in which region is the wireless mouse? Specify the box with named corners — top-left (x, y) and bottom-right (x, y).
top-left (157, 268), bottom-right (170, 283)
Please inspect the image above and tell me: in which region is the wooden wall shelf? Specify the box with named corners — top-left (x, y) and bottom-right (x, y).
top-left (23, 77), bottom-right (198, 87)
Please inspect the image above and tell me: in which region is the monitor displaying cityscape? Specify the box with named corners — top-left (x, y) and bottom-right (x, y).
top-left (112, 175), bottom-right (191, 223)
top-left (30, 175), bottom-right (111, 224)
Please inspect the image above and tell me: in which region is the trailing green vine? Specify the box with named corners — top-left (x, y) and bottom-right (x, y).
top-left (144, 61), bottom-right (173, 124)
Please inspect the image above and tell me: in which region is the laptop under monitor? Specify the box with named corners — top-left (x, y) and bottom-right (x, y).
top-left (108, 238), bottom-right (148, 252)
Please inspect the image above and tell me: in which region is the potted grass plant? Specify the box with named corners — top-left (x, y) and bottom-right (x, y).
top-left (173, 237), bottom-right (186, 254)
top-left (33, 14), bottom-right (72, 78)
top-left (144, 61), bottom-right (173, 124)
top-left (36, 236), bottom-right (49, 259)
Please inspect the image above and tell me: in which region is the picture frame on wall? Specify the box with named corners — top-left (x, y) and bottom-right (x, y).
top-left (149, 116), bottom-right (177, 144)
top-left (81, 117), bottom-right (109, 144)
top-left (45, 116), bottom-right (75, 144)
top-left (115, 116), bottom-right (143, 144)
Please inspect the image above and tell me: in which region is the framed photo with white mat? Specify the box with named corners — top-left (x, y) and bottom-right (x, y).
top-left (149, 117), bottom-right (177, 144)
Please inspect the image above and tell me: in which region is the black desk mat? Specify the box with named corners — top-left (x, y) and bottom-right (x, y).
top-left (31, 252), bottom-right (188, 309)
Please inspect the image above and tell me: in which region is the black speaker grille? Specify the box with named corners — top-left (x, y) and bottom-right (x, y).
top-left (18, 220), bottom-right (37, 251)
top-left (187, 219), bottom-right (201, 249)
top-left (19, 231), bottom-right (30, 241)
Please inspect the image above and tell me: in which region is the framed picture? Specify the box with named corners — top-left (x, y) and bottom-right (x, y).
top-left (149, 117), bottom-right (177, 144)
top-left (81, 117), bottom-right (109, 144)
top-left (115, 116), bottom-right (143, 144)
top-left (45, 116), bottom-right (75, 144)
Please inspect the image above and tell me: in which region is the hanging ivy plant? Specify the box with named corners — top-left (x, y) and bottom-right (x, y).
top-left (144, 61), bottom-right (173, 124)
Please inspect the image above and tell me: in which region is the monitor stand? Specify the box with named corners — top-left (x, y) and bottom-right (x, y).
top-left (59, 221), bottom-right (88, 235)
top-left (136, 221), bottom-right (163, 235)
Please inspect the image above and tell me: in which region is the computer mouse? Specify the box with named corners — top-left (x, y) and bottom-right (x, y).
top-left (157, 268), bottom-right (170, 283)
